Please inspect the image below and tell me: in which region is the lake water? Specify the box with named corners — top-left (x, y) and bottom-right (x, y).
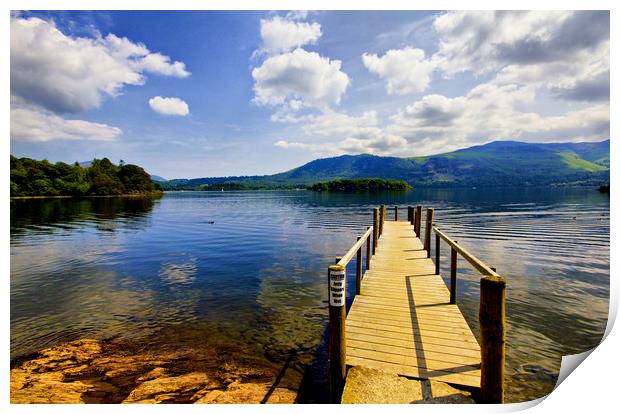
top-left (10, 188), bottom-right (609, 402)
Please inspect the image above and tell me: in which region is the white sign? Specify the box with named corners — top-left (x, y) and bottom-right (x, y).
top-left (329, 269), bottom-right (346, 307)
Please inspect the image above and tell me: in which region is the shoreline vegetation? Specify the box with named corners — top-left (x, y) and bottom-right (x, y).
top-left (10, 156), bottom-right (162, 198)
top-left (308, 178), bottom-right (412, 192)
top-left (598, 184), bottom-right (610, 193)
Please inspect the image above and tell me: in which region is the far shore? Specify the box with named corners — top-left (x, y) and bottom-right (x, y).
top-left (11, 192), bottom-right (164, 200)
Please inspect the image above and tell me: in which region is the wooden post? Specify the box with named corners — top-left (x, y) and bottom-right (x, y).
top-left (450, 242), bottom-right (458, 304)
top-left (356, 237), bottom-right (362, 295)
top-left (365, 228), bottom-right (371, 270)
top-left (424, 208), bottom-right (434, 258)
top-left (335, 256), bottom-right (342, 264)
top-left (394, 206), bottom-right (398, 221)
top-left (380, 205), bottom-right (385, 236)
top-left (435, 231), bottom-right (440, 275)
top-left (408, 206), bottom-right (413, 225)
top-left (372, 208), bottom-right (378, 254)
top-left (479, 275), bottom-right (506, 404)
top-left (415, 205), bottom-right (422, 237)
top-left (328, 264), bottom-right (346, 403)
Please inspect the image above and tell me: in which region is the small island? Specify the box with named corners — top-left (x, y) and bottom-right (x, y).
top-left (598, 184), bottom-right (610, 193)
top-left (308, 178), bottom-right (412, 192)
top-left (10, 156), bottom-right (162, 198)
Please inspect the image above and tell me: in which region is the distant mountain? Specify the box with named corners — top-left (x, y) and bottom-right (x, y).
top-left (162, 139), bottom-right (610, 189)
top-left (150, 175), bottom-right (167, 182)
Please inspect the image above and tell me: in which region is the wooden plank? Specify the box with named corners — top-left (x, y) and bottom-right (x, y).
top-left (346, 338), bottom-right (481, 364)
top-left (347, 310), bottom-right (476, 329)
top-left (346, 331), bottom-right (480, 356)
top-left (346, 319), bottom-right (478, 343)
top-left (347, 325), bottom-right (480, 351)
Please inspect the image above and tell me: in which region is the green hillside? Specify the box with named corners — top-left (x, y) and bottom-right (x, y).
top-left (160, 139), bottom-right (610, 190)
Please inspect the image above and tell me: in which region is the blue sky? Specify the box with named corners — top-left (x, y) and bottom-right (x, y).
top-left (10, 10), bottom-right (610, 179)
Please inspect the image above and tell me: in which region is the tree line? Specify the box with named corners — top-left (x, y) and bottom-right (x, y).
top-left (10, 156), bottom-right (162, 197)
top-left (308, 178), bottom-right (412, 192)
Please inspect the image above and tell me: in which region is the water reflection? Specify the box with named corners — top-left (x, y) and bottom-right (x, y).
top-left (10, 196), bottom-right (160, 238)
top-left (10, 188), bottom-right (609, 403)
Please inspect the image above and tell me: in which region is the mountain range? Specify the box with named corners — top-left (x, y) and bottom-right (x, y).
top-left (158, 139), bottom-right (610, 189)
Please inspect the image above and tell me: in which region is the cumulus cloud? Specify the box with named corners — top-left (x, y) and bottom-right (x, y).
top-left (149, 96), bottom-right (190, 116)
top-left (361, 11), bottom-right (608, 103)
top-left (362, 47), bottom-right (434, 94)
top-left (433, 11), bottom-right (609, 102)
top-left (11, 97), bottom-right (121, 142)
top-left (11, 16), bottom-right (190, 114)
top-left (276, 110), bottom-right (408, 156)
top-left (252, 48), bottom-right (350, 109)
top-left (260, 15), bottom-right (322, 55)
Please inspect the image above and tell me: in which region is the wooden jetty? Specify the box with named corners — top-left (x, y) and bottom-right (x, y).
top-left (327, 205), bottom-right (506, 404)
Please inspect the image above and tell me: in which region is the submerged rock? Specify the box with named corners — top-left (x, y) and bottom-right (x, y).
top-left (10, 339), bottom-right (299, 404)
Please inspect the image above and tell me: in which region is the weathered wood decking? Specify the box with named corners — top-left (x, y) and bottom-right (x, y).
top-left (345, 220), bottom-right (481, 389)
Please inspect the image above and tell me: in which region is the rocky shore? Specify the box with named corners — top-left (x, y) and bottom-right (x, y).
top-left (10, 339), bottom-right (300, 404)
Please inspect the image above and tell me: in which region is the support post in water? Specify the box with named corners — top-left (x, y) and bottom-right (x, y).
top-left (365, 227), bottom-right (371, 271)
top-left (328, 264), bottom-right (346, 403)
top-left (435, 231), bottom-right (440, 275)
top-left (335, 256), bottom-right (342, 264)
top-left (450, 242), bottom-right (458, 304)
top-left (424, 208), bottom-right (434, 258)
top-left (415, 205), bottom-right (422, 237)
top-left (356, 236), bottom-right (362, 295)
top-left (479, 275), bottom-right (506, 404)
top-left (372, 208), bottom-right (378, 254)
top-left (394, 206), bottom-right (398, 221)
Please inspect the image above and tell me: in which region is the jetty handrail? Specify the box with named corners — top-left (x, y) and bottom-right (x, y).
top-left (430, 221), bottom-right (506, 404)
top-left (433, 226), bottom-right (501, 278)
top-left (336, 226), bottom-right (373, 267)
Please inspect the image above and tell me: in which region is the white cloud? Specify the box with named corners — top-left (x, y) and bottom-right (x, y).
top-left (11, 98), bottom-right (121, 142)
top-left (433, 11), bottom-right (609, 102)
top-left (362, 47), bottom-right (435, 95)
top-left (252, 48), bottom-right (350, 109)
top-left (276, 110), bottom-right (408, 156)
top-left (360, 11), bottom-right (608, 103)
top-left (149, 96), bottom-right (190, 116)
top-left (10, 16), bottom-right (190, 114)
top-left (259, 15), bottom-right (321, 55)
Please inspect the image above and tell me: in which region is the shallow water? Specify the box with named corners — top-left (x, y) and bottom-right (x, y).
top-left (10, 188), bottom-right (609, 402)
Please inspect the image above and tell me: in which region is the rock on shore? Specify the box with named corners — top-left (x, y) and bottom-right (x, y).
top-left (10, 339), bottom-right (299, 404)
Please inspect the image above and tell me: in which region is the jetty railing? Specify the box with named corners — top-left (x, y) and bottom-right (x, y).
top-left (327, 205), bottom-right (384, 402)
top-left (432, 224), bottom-right (506, 404)
top-left (327, 204), bottom-right (506, 404)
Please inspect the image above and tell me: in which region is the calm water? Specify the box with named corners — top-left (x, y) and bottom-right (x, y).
top-left (10, 188), bottom-right (609, 402)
